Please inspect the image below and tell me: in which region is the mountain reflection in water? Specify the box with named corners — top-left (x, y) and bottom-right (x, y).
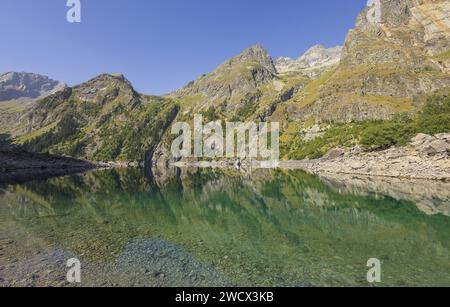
top-left (0, 168), bottom-right (449, 287)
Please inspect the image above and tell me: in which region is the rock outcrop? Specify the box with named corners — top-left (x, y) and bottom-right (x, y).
top-left (280, 133), bottom-right (450, 181)
top-left (341, 0), bottom-right (450, 66)
top-left (277, 0), bottom-right (450, 124)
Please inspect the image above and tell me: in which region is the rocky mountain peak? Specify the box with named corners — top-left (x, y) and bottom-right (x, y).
top-left (83, 73), bottom-right (131, 85)
top-left (229, 44), bottom-right (277, 74)
top-left (275, 45), bottom-right (342, 76)
top-left (76, 73), bottom-right (134, 90)
top-left (71, 73), bottom-right (137, 104)
top-left (297, 45), bottom-right (342, 67)
top-left (0, 72), bottom-right (66, 102)
top-left (171, 45), bottom-right (277, 107)
top-left (303, 44), bottom-right (328, 53)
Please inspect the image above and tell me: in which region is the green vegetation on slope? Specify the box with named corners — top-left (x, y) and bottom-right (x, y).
top-left (21, 93), bottom-right (179, 162)
top-left (282, 92), bottom-right (450, 159)
top-left (89, 98), bottom-right (179, 162)
top-left (434, 50), bottom-right (450, 61)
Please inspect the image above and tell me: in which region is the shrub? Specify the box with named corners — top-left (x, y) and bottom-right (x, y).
top-left (416, 93), bottom-right (450, 134)
top-left (283, 92), bottom-right (450, 159)
top-left (360, 121), bottom-right (416, 149)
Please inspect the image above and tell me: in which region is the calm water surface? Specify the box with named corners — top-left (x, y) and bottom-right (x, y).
top-left (0, 168), bottom-right (449, 287)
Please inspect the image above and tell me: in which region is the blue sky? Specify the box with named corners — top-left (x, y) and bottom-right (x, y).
top-left (0, 0), bottom-right (367, 95)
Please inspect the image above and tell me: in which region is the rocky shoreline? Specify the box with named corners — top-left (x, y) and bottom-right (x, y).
top-left (173, 133), bottom-right (450, 182)
top-left (279, 133), bottom-right (450, 181)
top-left (2, 134), bottom-right (449, 184)
top-left (94, 161), bottom-right (142, 169)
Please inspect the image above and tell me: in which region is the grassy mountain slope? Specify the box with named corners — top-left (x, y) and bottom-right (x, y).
top-left (1, 0), bottom-right (449, 165)
top-left (169, 44), bottom-right (292, 122)
top-left (15, 74), bottom-right (179, 162)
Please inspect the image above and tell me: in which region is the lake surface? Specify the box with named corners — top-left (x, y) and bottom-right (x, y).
top-left (0, 168), bottom-right (449, 287)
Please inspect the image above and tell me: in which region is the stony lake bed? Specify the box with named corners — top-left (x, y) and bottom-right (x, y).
top-left (0, 167), bottom-right (449, 287)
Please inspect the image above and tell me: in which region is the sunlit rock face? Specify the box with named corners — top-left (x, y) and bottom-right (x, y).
top-left (341, 0), bottom-right (450, 66)
top-left (275, 45), bottom-right (342, 77)
top-left (0, 72), bottom-right (65, 102)
top-left (170, 44), bottom-right (277, 110)
top-left (279, 0), bottom-right (450, 124)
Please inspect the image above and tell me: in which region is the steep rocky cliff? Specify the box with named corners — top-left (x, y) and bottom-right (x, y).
top-left (274, 0), bottom-right (450, 124)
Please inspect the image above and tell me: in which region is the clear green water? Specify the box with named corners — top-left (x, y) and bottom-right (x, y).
top-left (0, 168), bottom-right (449, 287)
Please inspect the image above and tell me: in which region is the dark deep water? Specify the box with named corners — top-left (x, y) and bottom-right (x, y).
top-left (0, 168), bottom-right (449, 287)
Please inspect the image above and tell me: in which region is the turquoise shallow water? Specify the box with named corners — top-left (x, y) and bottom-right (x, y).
top-left (0, 168), bottom-right (449, 287)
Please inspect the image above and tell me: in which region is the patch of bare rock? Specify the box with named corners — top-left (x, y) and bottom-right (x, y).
top-left (281, 133), bottom-right (450, 181)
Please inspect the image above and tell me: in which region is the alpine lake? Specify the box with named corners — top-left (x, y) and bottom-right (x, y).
top-left (0, 167), bottom-right (449, 287)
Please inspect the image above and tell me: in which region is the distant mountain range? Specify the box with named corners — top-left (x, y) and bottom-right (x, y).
top-left (0, 72), bottom-right (66, 102)
top-left (275, 45), bottom-right (343, 77)
top-left (0, 0), bottom-right (449, 174)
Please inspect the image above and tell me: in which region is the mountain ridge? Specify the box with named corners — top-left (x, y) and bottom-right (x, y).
top-left (168, 44), bottom-right (281, 119)
top-left (0, 72), bottom-right (66, 102)
top-left (0, 0), bottom-right (448, 169)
